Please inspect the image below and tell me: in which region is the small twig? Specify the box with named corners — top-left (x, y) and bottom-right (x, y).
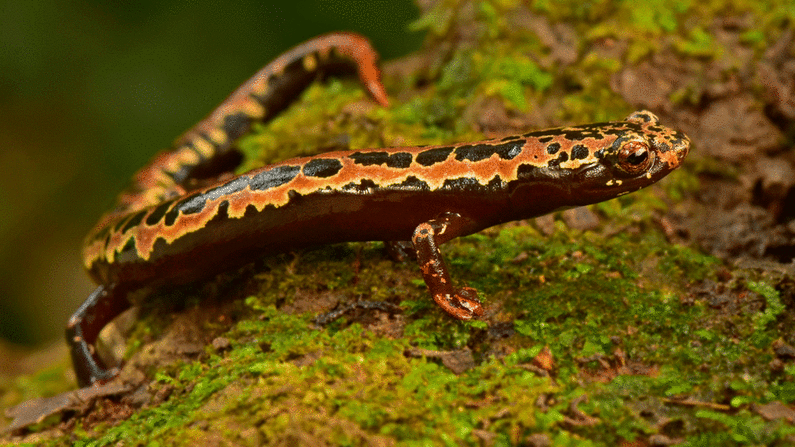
top-left (662, 397), bottom-right (731, 411)
top-left (312, 300), bottom-right (402, 326)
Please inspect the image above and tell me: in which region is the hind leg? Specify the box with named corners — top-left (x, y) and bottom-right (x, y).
top-left (66, 284), bottom-right (131, 387)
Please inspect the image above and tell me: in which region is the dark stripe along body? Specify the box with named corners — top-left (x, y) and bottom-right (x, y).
top-left (68, 32), bottom-right (691, 387)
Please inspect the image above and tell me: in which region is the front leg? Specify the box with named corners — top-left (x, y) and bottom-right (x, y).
top-left (66, 284), bottom-right (131, 387)
top-left (411, 212), bottom-right (485, 320)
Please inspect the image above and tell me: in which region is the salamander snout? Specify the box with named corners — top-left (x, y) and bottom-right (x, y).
top-left (650, 128), bottom-right (690, 169)
top-left (672, 132), bottom-right (691, 165)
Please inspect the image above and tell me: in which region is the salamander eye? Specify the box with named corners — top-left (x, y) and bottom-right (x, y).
top-left (617, 141), bottom-right (653, 175)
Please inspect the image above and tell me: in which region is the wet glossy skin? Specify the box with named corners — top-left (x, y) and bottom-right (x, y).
top-left (67, 32), bottom-right (690, 387)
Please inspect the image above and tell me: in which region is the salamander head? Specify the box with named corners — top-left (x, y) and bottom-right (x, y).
top-left (510, 111), bottom-right (690, 214)
top-left (569, 110), bottom-right (690, 204)
top-left (611, 110), bottom-right (689, 175)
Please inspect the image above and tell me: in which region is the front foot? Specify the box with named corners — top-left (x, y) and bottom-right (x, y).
top-left (433, 287), bottom-right (485, 320)
top-left (410, 214), bottom-right (486, 321)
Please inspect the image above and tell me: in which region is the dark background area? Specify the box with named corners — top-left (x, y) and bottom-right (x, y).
top-left (0, 1), bottom-right (423, 347)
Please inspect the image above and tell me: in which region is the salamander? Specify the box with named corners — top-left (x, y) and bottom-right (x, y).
top-left (67, 32), bottom-right (691, 387)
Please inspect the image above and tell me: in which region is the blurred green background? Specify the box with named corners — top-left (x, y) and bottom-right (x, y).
top-left (0, 1), bottom-right (423, 347)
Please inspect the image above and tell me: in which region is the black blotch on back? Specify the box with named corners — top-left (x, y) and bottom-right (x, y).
top-left (113, 215), bottom-right (131, 233)
top-left (174, 192), bottom-right (206, 216)
top-left (222, 112), bottom-right (253, 141)
top-left (416, 147), bottom-right (454, 166)
top-left (454, 141), bottom-right (522, 162)
top-left (121, 210), bottom-right (148, 234)
top-left (350, 151), bottom-right (388, 166)
top-left (571, 144), bottom-right (589, 160)
top-left (393, 176), bottom-right (430, 191)
top-left (442, 176), bottom-right (505, 191)
top-left (454, 144), bottom-right (490, 162)
top-left (119, 237), bottom-right (137, 257)
top-left (144, 179), bottom-right (239, 226)
top-left (165, 194), bottom-right (193, 227)
top-left (494, 142), bottom-right (523, 160)
top-left (442, 177), bottom-right (480, 190)
top-left (387, 152), bottom-right (413, 168)
top-left (350, 151), bottom-right (413, 169)
top-left (341, 178), bottom-right (378, 192)
top-left (546, 142), bottom-right (561, 155)
top-left (525, 123), bottom-right (617, 141)
top-left (164, 205), bottom-right (181, 226)
top-left (517, 163), bottom-right (540, 179)
top-left (303, 158), bottom-right (343, 177)
top-left (205, 176), bottom-right (249, 201)
top-left (487, 175), bottom-right (504, 189)
top-left (250, 165), bottom-right (300, 190)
